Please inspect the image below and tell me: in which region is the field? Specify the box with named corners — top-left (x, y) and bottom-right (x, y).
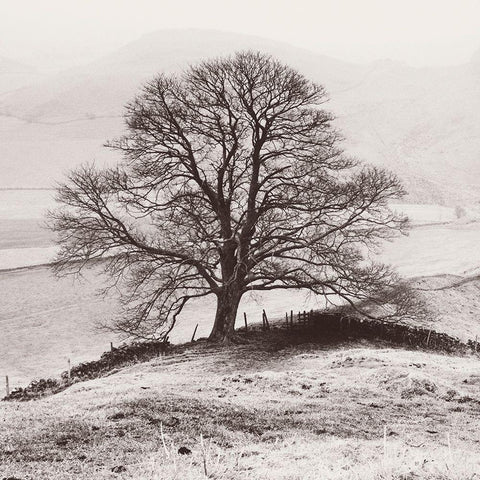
top-left (1, 332), bottom-right (480, 479)
top-left (1, 191), bottom-right (480, 388)
top-left (1, 195), bottom-right (480, 479)
top-left (0, 190), bottom-right (56, 268)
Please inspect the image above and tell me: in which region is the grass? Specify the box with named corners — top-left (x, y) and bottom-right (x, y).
top-left (1, 199), bottom-right (480, 478)
top-left (6, 315), bottom-right (474, 402)
top-left (1, 332), bottom-right (480, 479)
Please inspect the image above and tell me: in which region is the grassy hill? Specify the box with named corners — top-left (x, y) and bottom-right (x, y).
top-left (412, 274), bottom-right (480, 341)
top-left (1, 331), bottom-right (480, 479)
top-left (2, 259), bottom-right (480, 390)
top-left (1, 199), bottom-right (480, 388)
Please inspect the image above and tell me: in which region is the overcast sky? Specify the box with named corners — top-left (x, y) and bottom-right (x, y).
top-left (1, 0), bottom-right (480, 70)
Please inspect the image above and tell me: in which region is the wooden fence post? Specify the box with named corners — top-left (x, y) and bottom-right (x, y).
top-left (244, 312), bottom-right (248, 332)
top-left (5, 375), bottom-right (9, 397)
top-left (191, 324), bottom-right (199, 342)
top-left (285, 312), bottom-right (289, 329)
top-left (290, 310), bottom-right (293, 328)
top-left (262, 309), bottom-right (270, 330)
top-left (67, 359), bottom-right (71, 380)
top-left (110, 342), bottom-right (114, 352)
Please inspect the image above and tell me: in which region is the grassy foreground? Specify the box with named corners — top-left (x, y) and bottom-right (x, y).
top-left (1, 331), bottom-right (480, 479)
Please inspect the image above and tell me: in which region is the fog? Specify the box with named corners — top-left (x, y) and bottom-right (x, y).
top-left (1, 0), bottom-right (480, 71)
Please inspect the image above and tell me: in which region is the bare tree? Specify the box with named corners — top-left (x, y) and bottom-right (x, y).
top-left (49, 51), bottom-right (411, 343)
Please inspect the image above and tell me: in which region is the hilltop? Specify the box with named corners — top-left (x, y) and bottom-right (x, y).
top-left (1, 203), bottom-right (480, 389)
top-left (1, 330), bottom-right (480, 479)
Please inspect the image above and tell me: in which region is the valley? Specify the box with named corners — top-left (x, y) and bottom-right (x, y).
top-left (1, 190), bottom-right (480, 388)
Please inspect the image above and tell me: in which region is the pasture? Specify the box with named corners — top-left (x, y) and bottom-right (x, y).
top-left (1, 334), bottom-right (480, 479)
top-left (1, 190), bottom-right (480, 387)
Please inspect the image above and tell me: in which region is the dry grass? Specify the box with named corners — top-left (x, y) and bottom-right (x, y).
top-left (1, 335), bottom-right (480, 479)
top-left (412, 274), bottom-right (480, 341)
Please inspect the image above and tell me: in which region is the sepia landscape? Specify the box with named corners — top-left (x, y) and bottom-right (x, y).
top-left (1, 2), bottom-right (480, 479)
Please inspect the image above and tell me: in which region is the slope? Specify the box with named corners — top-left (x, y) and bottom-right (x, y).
top-left (1, 333), bottom-right (480, 479)
top-left (0, 29), bottom-right (479, 204)
top-left (0, 56), bottom-right (41, 95)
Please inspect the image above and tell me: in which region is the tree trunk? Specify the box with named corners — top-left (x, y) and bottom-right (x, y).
top-left (208, 286), bottom-right (242, 343)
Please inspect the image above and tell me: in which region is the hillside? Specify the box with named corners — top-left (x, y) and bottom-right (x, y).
top-left (2, 197), bottom-right (480, 389)
top-left (0, 29), bottom-right (479, 204)
top-left (0, 30), bottom-right (362, 121)
top-left (412, 274), bottom-right (480, 341)
top-left (1, 332), bottom-right (480, 479)
top-left (2, 255), bottom-right (480, 391)
top-left (0, 56), bottom-right (40, 95)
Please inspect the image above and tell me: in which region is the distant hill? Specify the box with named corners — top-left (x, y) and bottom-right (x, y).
top-left (0, 56), bottom-right (40, 95)
top-left (0, 56), bottom-right (34, 74)
top-left (0, 30), bottom-right (363, 121)
top-left (0, 29), bottom-right (479, 205)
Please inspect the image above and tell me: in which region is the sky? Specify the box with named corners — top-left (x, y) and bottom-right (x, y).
top-left (1, 0), bottom-right (480, 70)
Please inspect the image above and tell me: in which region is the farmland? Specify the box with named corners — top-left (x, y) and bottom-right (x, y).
top-left (1, 190), bottom-right (480, 388)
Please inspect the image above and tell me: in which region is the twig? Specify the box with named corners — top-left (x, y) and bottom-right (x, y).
top-left (200, 433), bottom-right (208, 477)
top-left (160, 422), bottom-right (170, 458)
top-left (446, 431), bottom-right (452, 467)
top-left (383, 425), bottom-right (387, 463)
top-left (405, 441), bottom-right (425, 448)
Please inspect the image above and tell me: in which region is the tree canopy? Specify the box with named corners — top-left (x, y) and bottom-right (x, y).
top-left (49, 51), bottom-right (411, 342)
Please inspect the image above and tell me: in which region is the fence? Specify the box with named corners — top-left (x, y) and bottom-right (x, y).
top-left (3, 340), bottom-right (170, 401)
top-left (4, 309), bottom-right (478, 401)
top-left (277, 310), bottom-right (476, 354)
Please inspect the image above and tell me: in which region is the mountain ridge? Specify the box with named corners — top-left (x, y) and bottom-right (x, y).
top-left (0, 29), bottom-right (479, 205)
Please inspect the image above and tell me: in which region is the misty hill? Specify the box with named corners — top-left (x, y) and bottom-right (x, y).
top-left (0, 56), bottom-right (41, 95)
top-left (0, 56), bottom-right (35, 74)
top-left (0, 29), bottom-right (479, 204)
top-left (0, 30), bottom-right (363, 121)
